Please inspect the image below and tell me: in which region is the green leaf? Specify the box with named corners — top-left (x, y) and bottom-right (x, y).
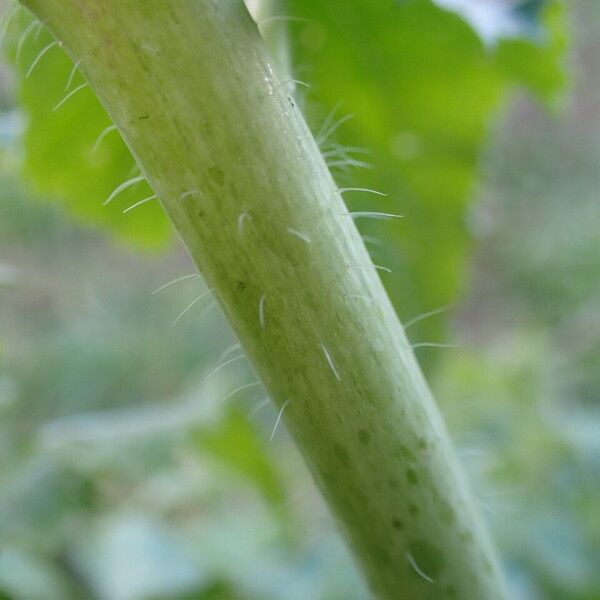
top-left (192, 407), bottom-right (285, 507)
top-left (494, 2), bottom-right (567, 100)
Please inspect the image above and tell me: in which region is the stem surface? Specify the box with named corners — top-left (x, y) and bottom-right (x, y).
top-left (19, 1), bottom-right (508, 597)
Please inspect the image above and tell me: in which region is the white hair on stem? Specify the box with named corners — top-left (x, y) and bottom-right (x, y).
top-left (361, 234), bottom-right (385, 247)
top-left (123, 194), bottom-right (157, 214)
top-left (16, 19), bottom-right (40, 65)
top-left (404, 306), bottom-right (450, 331)
top-left (258, 294), bottom-right (266, 329)
top-left (199, 354), bottom-right (248, 387)
top-left (152, 273), bottom-right (200, 295)
top-left (322, 145), bottom-right (369, 157)
top-left (0, 2), bottom-right (19, 44)
top-left (103, 175), bottom-right (146, 206)
top-left (238, 210), bottom-right (251, 235)
top-left (317, 113), bottom-right (354, 146)
top-left (349, 263), bottom-right (392, 274)
top-left (249, 397), bottom-right (271, 419)
top-left (180, 190), bottom-right (203, 200)
top-left (349, 212), bottom-right (403, 221)
top-left (322, 144), bottom-right (371, 170)
top-left (316, 102), bottom-right (342, 142)
top-left (33, 17), bottom-right (49, 41)
top-left (273, 78), bottom-right (310, 91)
top-left (327, 157), bottom-right (371, 170)
top-left (407, 552), bottom-right (435, 584)
top-left (92, 124), bottom-right (118, 153)
top-left (26, 39), bottom-right (59, 79)
top-left (172, 288), bottom-right (214, 325)
top-left (320, 344), bottom-right (341, 381)
top-left (339, 187), bottom-right (387, 196)
top-left (52, 82), bottom-right (88, 111)
top-left (64, 58), bottom-right (83, 90)
top-left (287, 228), bottom-right (311, 244)
top-left (269, 399), bottom-right (290, 441)
top-left (217, 342), bottom-right (242, 364)
top-left (221, 381), bottom-right (262, 403)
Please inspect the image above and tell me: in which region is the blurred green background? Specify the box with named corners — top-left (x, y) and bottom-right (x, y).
top-left (0, 0), bottom-right (598, 598)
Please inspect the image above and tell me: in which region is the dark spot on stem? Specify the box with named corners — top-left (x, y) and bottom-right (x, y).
top-left (138, 114), bottom-right (150, 120)
top-left (397, 444), bottom-right (416, 463)
top-left (208, 166), bottom-right (225, 187)
top-left (392, 518), bottom-right (403, 530)
top-left (333, 442), bottom-right (351, 467)
top-left (406, 468), bottom-right (418, 485)
top-left (358, 429), bottom-right (371, 446)
top-left (236, 281), bottom-right (246, 291)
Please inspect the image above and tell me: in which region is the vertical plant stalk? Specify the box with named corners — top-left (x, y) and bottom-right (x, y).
top-left (18, 1), bottom-right (508, 598)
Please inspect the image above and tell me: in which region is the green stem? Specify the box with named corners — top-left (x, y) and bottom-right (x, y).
top-left (18, 1), bottom-right (508, 597)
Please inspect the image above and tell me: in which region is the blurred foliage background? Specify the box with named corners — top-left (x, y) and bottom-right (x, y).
top-left (0, 0), bottom-right (598, 598)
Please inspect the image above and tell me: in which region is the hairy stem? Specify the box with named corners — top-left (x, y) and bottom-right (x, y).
top-left (19, 1), bottom-right (508, 597)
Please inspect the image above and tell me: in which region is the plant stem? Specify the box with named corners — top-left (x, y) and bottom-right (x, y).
top-left (18, 1), bottom-right (508, 597)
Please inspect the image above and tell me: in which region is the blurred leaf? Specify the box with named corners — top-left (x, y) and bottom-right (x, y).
top-left (0, 457), bottom-right (96, 551)
top-left (494, 2), bottom-right (566, 99)
top-left (5, 13), bottom-right (170, 247)
top-left (192, 407), bottom-right (285, 507)
top-left (285, 0), bottom-right (566, 353)
top-left (0, 547), bottom-right (77, 600)
top-left (71, 515), bottom-right (204, 600)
